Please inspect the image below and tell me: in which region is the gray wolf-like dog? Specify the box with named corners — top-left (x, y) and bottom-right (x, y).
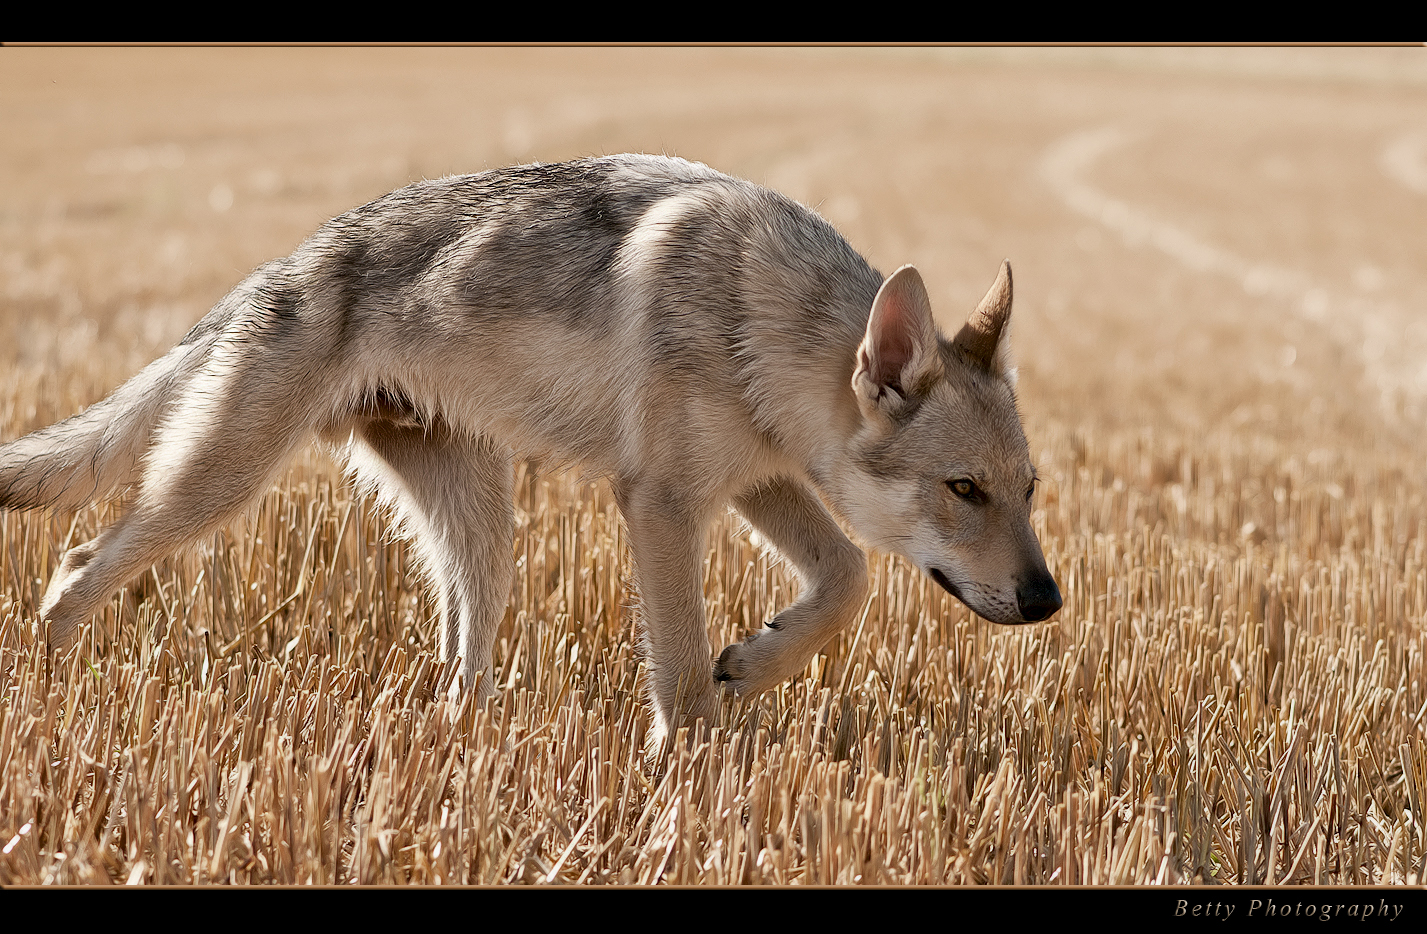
top-left (0, 154), bottom-right (1061, 742)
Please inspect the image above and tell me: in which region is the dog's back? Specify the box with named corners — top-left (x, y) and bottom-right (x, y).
top-left (288, 154), bottom-right (884, 484)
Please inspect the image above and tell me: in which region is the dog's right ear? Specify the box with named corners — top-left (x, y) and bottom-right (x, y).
top-left (853, 265), bottom-right (943, 420)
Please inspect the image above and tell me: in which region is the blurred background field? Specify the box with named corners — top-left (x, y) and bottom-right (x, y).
top-left (1, 46), bottom-right (1425, 884)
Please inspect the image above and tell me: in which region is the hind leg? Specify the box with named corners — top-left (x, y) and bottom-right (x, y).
top-left (347, 420), bottom-right (514, 702)
top-left (40, 341), bottom-right (323, 649)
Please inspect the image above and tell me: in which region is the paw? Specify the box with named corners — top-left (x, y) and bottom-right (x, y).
top-left (712, 642), bottom-right (743, 685)
top-left (712, 634), bottom-right (775, 696)
top-left (648, 690), bottom-right (718, 752)
top-left (38, 612), bottom-right (81, 656)
top-left (38, 590), bottom-right (84, 654)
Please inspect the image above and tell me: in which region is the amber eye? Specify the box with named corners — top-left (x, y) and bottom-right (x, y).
top-left (948, 478), bottom-right (978, 500)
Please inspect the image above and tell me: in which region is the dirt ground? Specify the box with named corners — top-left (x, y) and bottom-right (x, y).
top-left (4, 46), bottom-right (1427, 454)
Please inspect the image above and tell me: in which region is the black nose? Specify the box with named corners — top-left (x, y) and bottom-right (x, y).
top-left (1017, 575), bottom-right (1062, 622)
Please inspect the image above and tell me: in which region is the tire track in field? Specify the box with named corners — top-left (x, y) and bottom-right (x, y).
top-left (1040, 126), bottom-right (1427, 417)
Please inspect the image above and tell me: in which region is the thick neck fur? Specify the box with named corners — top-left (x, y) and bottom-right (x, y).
top-left (726, 216), bottom-right (882, 499)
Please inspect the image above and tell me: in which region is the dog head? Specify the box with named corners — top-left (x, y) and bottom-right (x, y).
top-left (833, 261), bottom-right (1061, 625)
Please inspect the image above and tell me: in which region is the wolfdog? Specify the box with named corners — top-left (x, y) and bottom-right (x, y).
top-left (0, 154), bottom-right (1060, 741)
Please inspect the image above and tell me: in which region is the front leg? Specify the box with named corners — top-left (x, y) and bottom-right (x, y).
top-left (616, 482), bottom-right (718, 745)
top-left (713, 477), bottom-right (870, 695)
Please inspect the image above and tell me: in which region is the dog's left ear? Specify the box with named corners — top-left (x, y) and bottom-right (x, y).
top-left (853, 265), bottom-right (944, 418)
top-left (952, 260), bottom-right (1014, 380)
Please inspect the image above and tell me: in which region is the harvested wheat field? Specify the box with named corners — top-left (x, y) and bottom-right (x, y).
top-left (2, 47), bottom-right (1426, 886)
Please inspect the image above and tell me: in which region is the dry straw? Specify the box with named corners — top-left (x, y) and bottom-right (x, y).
top-left (1, 420), bottom-right (1423, 884)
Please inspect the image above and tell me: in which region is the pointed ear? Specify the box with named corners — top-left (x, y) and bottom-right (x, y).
top-left (952, 260), bottom-right (1014, 377)
top-left (853, 265), bottom-right (944, 417)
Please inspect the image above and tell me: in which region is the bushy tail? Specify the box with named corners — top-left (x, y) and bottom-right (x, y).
top-left (0, 334), bottom-right (216, 514)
